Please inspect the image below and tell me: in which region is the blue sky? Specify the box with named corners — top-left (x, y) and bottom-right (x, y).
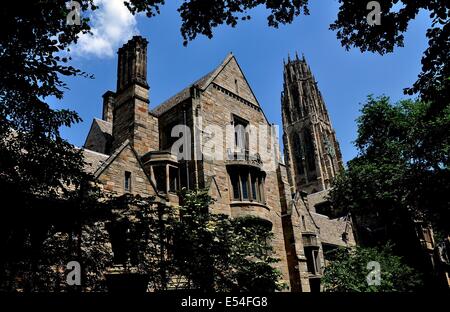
top-left (52, 0), bottom-right (431, 164)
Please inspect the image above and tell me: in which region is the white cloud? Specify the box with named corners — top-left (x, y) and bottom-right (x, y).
top-left (71, 0), bottom-right (138, 58)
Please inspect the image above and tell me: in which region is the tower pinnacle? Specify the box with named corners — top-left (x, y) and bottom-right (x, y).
top-left (281, 56), bottom-right (343, 194)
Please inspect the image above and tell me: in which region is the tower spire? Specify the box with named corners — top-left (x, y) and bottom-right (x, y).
top-left (281, 55), bottom-right (343, 194)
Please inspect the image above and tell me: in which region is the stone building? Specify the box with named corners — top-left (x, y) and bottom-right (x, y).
top-left (82, 36), bottom-right (355, 291)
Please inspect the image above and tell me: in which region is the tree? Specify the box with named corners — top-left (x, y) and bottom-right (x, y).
top-left (322, 244), bottom-right (422, 292)
top-left (329, 1), bottom-right (449, 100)
top-left (0, 2), bottom-right (97, 197)
top-left (171, 189), bottom-right (284, 292)
top-left (61, 190), bottom-right (284, 292)
top-left (329, 95), bottom-right (449, 288)
top-left (330, 95), bottom-right (450, 237)
top-left (1, 2), bottom-right (446, 198)
top-left (1, 0), bottom-right (447, 292)
top-left (0, 1), bottom-right (99, 291)
top-left (124, 0), bottom-right (449, 99)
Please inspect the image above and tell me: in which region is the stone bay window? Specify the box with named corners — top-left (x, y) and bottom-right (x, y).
top-left (142, 151), bottom-right (179, 199)
top-left (228, 167), bottom-right (265, 204)
top-left (226, 115), bottom-right (270, 222)
top-left (226, 161), bottom-right (271, 225)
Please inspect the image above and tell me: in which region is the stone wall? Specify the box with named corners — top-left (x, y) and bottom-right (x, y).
top-left (97, 144), bottom-right (156, 197)
top-left (187, 57), bottom-right (291, 289)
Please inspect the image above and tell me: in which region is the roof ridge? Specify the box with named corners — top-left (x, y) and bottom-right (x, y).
top-left (93, 139), bottom-right (130, 178)
top-left (83, 148), bottom-right (109, 157)
top-left (151, 53), bottom-right (234, 116)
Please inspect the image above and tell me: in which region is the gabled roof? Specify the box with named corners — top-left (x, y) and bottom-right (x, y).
top-left (92, 140), bottom-right (131, 179)
top-left (311, 212), bottom-right (354, 247)
top-left (83, 118), bottom-right (113, 154)
top-left (82, 149), bottom-right (109, 174)
top-left (94, 118), bottom-right (112, 135)
top-left (151, 53), bottom-right (233, 116)
top-left (151, 52), bottom-right (262, 117)
top-left (89, 140), bottom-right (165, 200)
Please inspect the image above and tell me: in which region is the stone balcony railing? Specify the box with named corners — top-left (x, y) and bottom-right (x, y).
top-left (225, 148), bottom-right (263, 169)
top-left (302, 232), bottom-right (320, 248)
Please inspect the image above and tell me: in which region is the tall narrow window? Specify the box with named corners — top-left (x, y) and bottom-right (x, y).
top-left (259, 176), bottom-right (265, 204)
top-left (234, 78), bottom-right (239, 94)
top-left (305, 247), bottom-right (319, 274)
top-left (124, 171), bottom-right (131, 192)
top-left (233, 115), bottom-right (249, 152)
top-left (251, 174), bottom-right (258, 201)
top-left (153, 166), bottom-right (167, 193)
top-left (292, 133), bottom-right (304, 175)
top-left (169, 166), bottom-right (178, 193)
top-left (303, 128), bottom-right (317, 180)
top-left (241, 173), bottom-right (249, 200)
top-left (231, 173), bottom-right (240, 200)
top-left (284, 100), bottom-right (292, 124)
top-left (290, 85), bottom-right (301, 119)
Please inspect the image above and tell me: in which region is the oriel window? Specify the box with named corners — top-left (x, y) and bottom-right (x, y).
top-left (228, 167), bottom-right (265, 204)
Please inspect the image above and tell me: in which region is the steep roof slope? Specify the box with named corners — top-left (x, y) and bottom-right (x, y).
top-left (151, 53), bottom-right (262, 116)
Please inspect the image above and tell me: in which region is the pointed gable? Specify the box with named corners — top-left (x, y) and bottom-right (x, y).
top-left (84, 118), bottom-right (112, 154)
top-left (208, 55), bottom-right (259, 106)
top-left (152, 53), bottom-right (262, 116)
top-left (92, 140), bottom-right (158, 197)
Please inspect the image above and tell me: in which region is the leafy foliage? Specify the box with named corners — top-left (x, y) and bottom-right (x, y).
top-left (0, 2), bottom-right (98, 198)
top-left (322, 244), bottom-right (422, 292)
top-left (31, 190), bottom-right (283, 292)
top-left (172, 189), bottom-right (284, 291)
top-left (330, 0), bottom-right (449, 101)
top-left (125, 0), bottom-right (309, 46)
top-left (330, 95), bottom-right (450, 238)
top-left (104, 194), bottom-right (177, 291)
top-left (104, 190), bottom-right (284, 292)
top-left (125, 1), bottom-right (449, 103)
top-left (1, 0), bottom-right (447, 293)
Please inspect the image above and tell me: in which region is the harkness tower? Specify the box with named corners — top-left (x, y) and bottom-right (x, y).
top-left (281, 53), bottom-right (344, 195)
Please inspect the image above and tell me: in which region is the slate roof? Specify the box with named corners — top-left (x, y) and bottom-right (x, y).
top-left (93, 118), bottom-right (112, 135)
top-left (151, 53), bottom-right (234, 116)
top-left (82, 149), bottom-right (109, 174)
top-left (311, 212), bottom-right (353, 247)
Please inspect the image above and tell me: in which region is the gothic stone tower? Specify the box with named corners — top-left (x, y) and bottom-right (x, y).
top-left (282, 54), bottom-right (343, 194)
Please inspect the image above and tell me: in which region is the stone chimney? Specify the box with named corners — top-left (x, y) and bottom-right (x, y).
top-left (111, 36), bottom-right (157, 156)
top-left (102, 90), bottom-right (115, 123)
top-left (117, 36), bottom-right (148, 91)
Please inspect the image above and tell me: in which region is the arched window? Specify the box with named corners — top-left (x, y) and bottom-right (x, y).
top-left (303, 128), bottom-right (317, 179)
top-left (292, 133), bottom-right (304, 175)
top-left (290, 85), bottom-right (301, 120)
top-left (284, 99), bottom-right (292, 124)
